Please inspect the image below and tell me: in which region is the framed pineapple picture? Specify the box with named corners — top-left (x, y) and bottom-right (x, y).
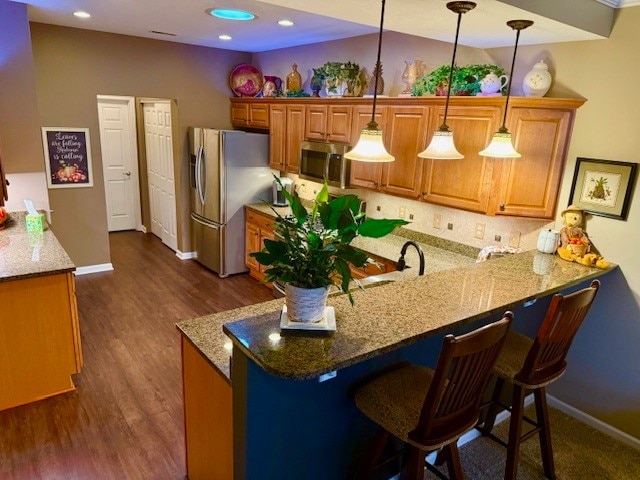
top-left (568, 157), bottom-right (637, 220)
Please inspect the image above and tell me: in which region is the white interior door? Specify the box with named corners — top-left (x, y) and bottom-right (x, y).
top-left (143, 102), bottom-right (177, 251)
top-left (97, 95), bottom-right (141, 231)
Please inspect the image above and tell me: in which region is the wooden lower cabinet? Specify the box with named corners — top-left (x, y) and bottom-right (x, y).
top-left (182, 337), bottom-right (233, 480)
top-left (245, 209), bottom-right (276, 282)
top-left (0, 272), bottom-right (82, 411)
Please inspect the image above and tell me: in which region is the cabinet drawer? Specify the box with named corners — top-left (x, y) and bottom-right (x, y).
top-left (246, 210), bottom-right (275, 231)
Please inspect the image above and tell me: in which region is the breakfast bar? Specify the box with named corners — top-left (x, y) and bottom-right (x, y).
top-left (177, 250), bottom-right (615, 479)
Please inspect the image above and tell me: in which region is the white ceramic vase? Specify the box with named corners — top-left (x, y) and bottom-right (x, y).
top-left (284, 284), bottom-right (329, 323)
top-left (522, 60), bottom-right (552, 97)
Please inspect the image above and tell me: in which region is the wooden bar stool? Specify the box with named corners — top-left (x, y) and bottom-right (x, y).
top-left (354, 313), bottom-right (513, 480)
top-left (480, 279), bottom-right (600, 480)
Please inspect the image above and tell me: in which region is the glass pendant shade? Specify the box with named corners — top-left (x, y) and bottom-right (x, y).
top-left (419, 129), bottom-right (463, 160)
top-left (479, 128), bottom-right (521, 158)
top-left (344, 128), bottom-right (394, 162)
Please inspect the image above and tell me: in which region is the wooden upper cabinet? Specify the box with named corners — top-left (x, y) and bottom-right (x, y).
top-left (349, 105), bottom-right (387, 190)
top-left (305, 105), bottom-right (352, 143)
top-left (421, 105), bottom-right (502, 213)
top-left (231, 101), bottom-right (269, 129)
top-left (269, 104), bottom-right (305, 173)
top-left (285, 105), bottom-right (305, 174)
top-left (381, 106), bottom-right (430, 198)
top-left (490, 107), bottom-right (573, 219)
top-left (269, 104), bottom-right (286, 171)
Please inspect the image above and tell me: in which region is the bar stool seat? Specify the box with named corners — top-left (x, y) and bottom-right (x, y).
top-left (354, 314), bottom-right (513, 480)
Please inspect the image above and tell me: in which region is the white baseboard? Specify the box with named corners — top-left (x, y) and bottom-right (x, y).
top-left (176, 250), bottom-right (196, 260)
top-left (547, 395), bottom-right (640, 450)
top-left (138, 224), bottom-right (147, 233)
top-left (74, 263), bottom-right (114, 276)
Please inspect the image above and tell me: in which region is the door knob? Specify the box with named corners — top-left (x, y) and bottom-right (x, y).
top-left (124, 171), bottom-right (132, 176)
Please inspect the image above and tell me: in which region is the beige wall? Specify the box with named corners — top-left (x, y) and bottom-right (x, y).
top-left (30, 23), bottom-right (251, 266)
top-left (254, 12), bottom-right (640, 440)
top-left (0, 1), bottom-right (43, 174)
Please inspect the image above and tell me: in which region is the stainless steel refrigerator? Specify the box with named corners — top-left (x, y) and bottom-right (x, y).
top-left (189, 127), bottom-right (273, 277)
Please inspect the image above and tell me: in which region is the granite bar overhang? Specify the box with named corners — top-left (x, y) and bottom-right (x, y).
top-left (179, 250), bottom-right (615, 382)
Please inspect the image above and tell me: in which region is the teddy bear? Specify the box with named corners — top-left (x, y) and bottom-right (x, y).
top-left (556, 205), bottom-right (610, 269)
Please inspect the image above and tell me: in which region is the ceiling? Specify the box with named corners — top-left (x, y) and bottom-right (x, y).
top-left (14, 0), bottom-right (632, 53)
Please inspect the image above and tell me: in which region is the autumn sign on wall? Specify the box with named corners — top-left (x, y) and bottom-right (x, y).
top-left (42, 127), bottom-right (94, 189)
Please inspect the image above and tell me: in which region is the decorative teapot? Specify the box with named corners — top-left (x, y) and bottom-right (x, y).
top-left (476, 72), bottom-right (508, 96)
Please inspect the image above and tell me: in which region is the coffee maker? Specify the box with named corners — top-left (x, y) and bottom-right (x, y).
top-left (272, 177), bottom-right (293, 206)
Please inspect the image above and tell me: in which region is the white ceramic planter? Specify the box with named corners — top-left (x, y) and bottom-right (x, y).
top-left (285, 284), bottom-right (329, 323)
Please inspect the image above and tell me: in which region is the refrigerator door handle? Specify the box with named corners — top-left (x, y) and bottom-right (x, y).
top-left (196, 144), bottom-right (205, 206)
top-left (191, 213), bottom-right (219, 229)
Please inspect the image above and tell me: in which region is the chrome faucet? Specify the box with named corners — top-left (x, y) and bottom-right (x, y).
top-left (396, 241), bottom-right (425, 276)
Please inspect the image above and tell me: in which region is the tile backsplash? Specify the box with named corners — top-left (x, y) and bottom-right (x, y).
top-left (290, 175), bottom-right (555, 252)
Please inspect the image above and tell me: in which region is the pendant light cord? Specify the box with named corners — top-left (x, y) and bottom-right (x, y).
top-left (368, 0), bottom-right (386, 130)
top-left (441, 10), bottom-right (464, 130)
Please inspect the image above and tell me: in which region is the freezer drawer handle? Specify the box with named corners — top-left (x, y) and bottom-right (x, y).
top-left (191, 213), bottom-right (219, 229)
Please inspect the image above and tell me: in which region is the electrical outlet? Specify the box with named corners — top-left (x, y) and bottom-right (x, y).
top-left (474, 222), bottom-right (485, 239)
top-left (433, 214), bottom-right (442, 229)
top-left (376, 205), bottom-right (381, 212)
top-left (398, 206), bottom-right (406, 218)
top-left (409, 213), bottom-right (414, 220)
top-left (509, 231), bottom-right (521, 248)
top-left (495, 235), bottom-right (502, 242)
top-left (447, 223), bottom-right (454, 231)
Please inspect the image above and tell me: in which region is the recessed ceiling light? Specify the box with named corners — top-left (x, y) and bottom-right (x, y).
top-left (207, 9), bottom-right (255, 21)
top-left (73, 11), bottom-right (91, 19)
top-left (278, 19), bottom-right (294, 27)
top-left (219, 34), bottom-right (232, 41)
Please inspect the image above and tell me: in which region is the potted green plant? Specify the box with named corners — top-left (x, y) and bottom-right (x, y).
top-left (316, 61), bottom-right (361, 96)
top-left (413, 64), bottom-right (506, 97)
top-left (251, 178), bottom-right (407, 322)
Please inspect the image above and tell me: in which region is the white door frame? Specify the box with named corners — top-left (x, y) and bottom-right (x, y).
top-left (97, 94), bottom-right (142, 231)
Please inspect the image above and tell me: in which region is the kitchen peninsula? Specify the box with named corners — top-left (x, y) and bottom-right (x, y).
top-left (0, 212), bottom-right (81, 411)
top-left (177, 247), bottom-right (615, 479)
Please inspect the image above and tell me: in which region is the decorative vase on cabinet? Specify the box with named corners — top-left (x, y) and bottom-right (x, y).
top-left (401, 60), bottom-right (421, 96)
top-left (522, 60), bottom-right (552, 97)
top-left (286, 63), bottom-right (302, 93)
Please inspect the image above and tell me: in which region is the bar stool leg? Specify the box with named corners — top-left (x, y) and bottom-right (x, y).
top-left (404, 445), bottom-right (425, 480)
top-left (534, 387), bottom-right (556, 479)
top-left (355, 427), bottom-right (391, 480)
top-left (505, 384), bottom-right (527, 480)
top-left (480, 377), bottom-right (505, 435)
top-left (444, 443), bottom-right (464, 480)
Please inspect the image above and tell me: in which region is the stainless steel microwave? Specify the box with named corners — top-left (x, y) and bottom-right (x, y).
top-left (299, 140), bottom-right (351, 189)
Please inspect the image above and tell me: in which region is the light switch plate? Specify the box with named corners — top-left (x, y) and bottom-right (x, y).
top-left (509, 231), bottom-right (521, 248)
top-left (433, 214), bottom-right (441, 229)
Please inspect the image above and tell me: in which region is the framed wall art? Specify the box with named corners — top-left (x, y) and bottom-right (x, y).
top-left (568, 157), bottom-right (637, 220)
top-left (42, 127), bottom-right (93, 189)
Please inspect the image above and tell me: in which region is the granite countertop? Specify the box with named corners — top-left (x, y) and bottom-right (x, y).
top-left (177, 247), bottom-right (615, 382)
top-left (0, 211), bottom-right (75, 282)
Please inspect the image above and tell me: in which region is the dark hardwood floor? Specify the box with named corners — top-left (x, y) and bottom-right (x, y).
top-left (0, 231), bottom-right (273, 480)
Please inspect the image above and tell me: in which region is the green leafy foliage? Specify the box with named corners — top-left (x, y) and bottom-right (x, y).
top-left (412, 64), bottom-right (507, 97)
top-left (251, 177), bottom-right (408, 305)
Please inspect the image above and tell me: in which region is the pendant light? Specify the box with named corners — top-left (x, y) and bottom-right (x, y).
top-left (344, 0), bottom-right (394, 162)
top-left (479, 19), bottom-right (533, 158)
top-left (419, 1), bottom-right (476, 160)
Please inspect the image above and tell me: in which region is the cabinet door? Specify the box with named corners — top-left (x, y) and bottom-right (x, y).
top-left (259, 229), bottom-right (276, 274)
top-left (326, 105), bottom-right (352, 144)
top-left (382, 106), bottom-right (430, 198)
top-left (269, 105), bottom-right (286, 171)
top-left (491, 107), bottom-right (573, 218)
top-left (249, 103), bottom-right (269, 128)
top-left (305, 105), bottom-right (327, 141)
top-left (349, 106), bottom-right (386, 190)
top-left (245, 221), bottom-right (261, 271)
top-left (285, 105), bottom-right (305, 174)
top-left (421, 106), bottom-right (501, 213)
top-left (230, 102), bottom-right (249, 127)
